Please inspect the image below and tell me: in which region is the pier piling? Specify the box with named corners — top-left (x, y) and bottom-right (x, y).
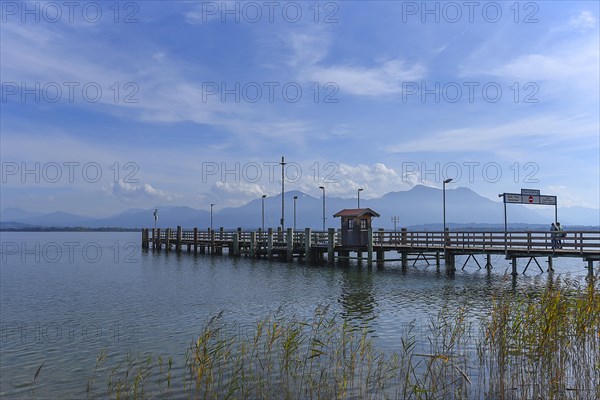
top-left (142, 227), bottom-right (600, 276)
top-left (305, 228), bottom-right (312, 263)
top-left (327, 228), bottom-right (335, 265)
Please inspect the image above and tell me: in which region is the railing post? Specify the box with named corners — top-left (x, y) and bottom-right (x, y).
top-left (210, 229), bottom-right (215, 254)
top-left (267, 228), bottom-right (273, 259)
top-left (377, 228), bottom-right (384, 246)
top-left (305, 228), bottom-right (312, 263)
top-left (250, 232), bottom-right (256, 258)
top-left (327, 228), bottom-right (335, 265)
top-left (286, 228), bottom-right (293, 261)
top-left (527, 232), bottom-right (532, 252)
top-left (401, 228), bottom-right (407, 246)
top-left (232, 232), bottom-right (239, 256)
top-left (165, 228), bottom-right (171, 251)
top-left (367, 228), bottom-right (373, 265)
top-left (156, 228), bottom-right (161, 250)
top-left (445, 251), bottom-right (455, 273)
top-left (176, 226), bottom-right (182, 252)
top-left (141, 228), bottom-right (148, 249)
top-left (194, 228), bottom-right (198, 254)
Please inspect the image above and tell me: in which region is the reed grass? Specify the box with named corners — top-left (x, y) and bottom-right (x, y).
top-left (478, 278), bottom-right (599, 399)
top-left (87, 278), bottom-right (599, 399)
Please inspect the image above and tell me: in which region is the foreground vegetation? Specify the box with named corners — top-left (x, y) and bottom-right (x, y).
top-left (86, 278), bottom-right (599, 399)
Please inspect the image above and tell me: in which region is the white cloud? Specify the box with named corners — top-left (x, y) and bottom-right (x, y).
top-left (307, 60), bottom-right (426, 97)
top-left (566, 11), bottom-right (598, 31)
top-left (0, 20), bottom-right (315, 144)
top-left (489, 38), bottom-right (599, 86)
top-left (197, 162), bottom-right (419, 207)
top-left (463, 18), bottom-right (599, 102)
top-left (210, 181), bottom-right (266, 207)
top-left (388, 114), bottom-right (599, 154)
top-left (287, 31), bottom-right (331, 68)
top-left (109, 181), bottom-right (176, 202)
top-left (284, 30), bottom-right (426, 97)
top-left (294, 163), bottom-right (417, 199)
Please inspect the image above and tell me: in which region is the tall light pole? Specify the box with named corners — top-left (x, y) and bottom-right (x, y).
top-left (210, 203), bottom-right (215, 231)
top-left (391, 216), bottom-right (400, 232)
top-left (293, 195), bottom-right (298, 231)
top-left (443, 178), bottom-right (452, 234)
top-left (499, 193), bottom-right (507, 255)
top-left (280, 156), bottom-right (285, 232)
top-left (153, 208), bottom-right (158, 230)
top-left (319, 186), bottom-right (326, 231)
top-left (357, 188), bottom-right (363, 209)
top-left (261, 195), bottom-right (266, 231)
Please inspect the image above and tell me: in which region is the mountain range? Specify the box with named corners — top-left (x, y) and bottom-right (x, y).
top-left (1, 186), bottom-right (599, 230)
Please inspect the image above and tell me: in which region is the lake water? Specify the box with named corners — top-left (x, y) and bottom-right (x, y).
top-left (0, 232), bottom-right (596, 399)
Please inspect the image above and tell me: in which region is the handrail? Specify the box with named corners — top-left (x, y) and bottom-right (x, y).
top-left (147, 229), bottom-right (600, 253)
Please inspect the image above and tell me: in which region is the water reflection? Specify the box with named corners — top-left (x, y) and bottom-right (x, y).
top-left (338, 267), bottom-right (377, 331)
top-left (1, 232), bottom-right (595, 399)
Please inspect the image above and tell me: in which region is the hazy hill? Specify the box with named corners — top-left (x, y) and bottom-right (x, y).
top-left (2, 186), bottom-right (598, 230)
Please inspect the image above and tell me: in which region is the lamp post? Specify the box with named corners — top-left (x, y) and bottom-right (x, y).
top-left (442, 178), bottom-right (452, 234)
top-left (153, 208), bottom-right (158, 230)
top-left (210, 203), bottom-right (215, 231)
top-left (391, 216), bottom-right (400, 232)
top-left (319, 186), bottom-right (325, 231)
top-left (280, 156), bottom-right (286, 231)
top-left (499, 193), bottom-right (507, 255)
top-left (357, 188), bottom-right (363, 209)
top-left (293, 195), bottom-right (298, 231)
top-left (261, 195), bottom-right (266, 231)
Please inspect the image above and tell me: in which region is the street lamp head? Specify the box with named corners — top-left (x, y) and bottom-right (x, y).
top-left (358, 188), bottom-right (363, 192)
top-left (443, 178), bottom-right (453, 184)
top-left (293, 195), bottom-right (298, 200)
top-left (211, 203), bottom-right (215, 207)
top-left (262, 194), bottom-right (267, 198)
top-left (498, 194), bottom-right (504, 197)
top-left (319, 186), bottom-right (325, 190)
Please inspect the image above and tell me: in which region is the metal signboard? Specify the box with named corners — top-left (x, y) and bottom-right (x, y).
top-left (540, 195), bottom-right (557, 205)
top-left (526, 195), bottom-right (540, 204)
top-left (502, 192), bottom-right (555, 205)
top-left (504, 193), bottom-right (522, 203)
top-left (521, 188), bottom-right (541, 196)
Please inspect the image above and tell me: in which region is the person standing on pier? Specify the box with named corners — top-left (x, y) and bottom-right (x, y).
top-left (556, 222), bottom-right (564, 249)
top-left (550, 223), bottom-right (558, 250)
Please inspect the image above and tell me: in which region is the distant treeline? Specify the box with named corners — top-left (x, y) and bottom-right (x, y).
top-left (0, 227), bottom-right (140, 232)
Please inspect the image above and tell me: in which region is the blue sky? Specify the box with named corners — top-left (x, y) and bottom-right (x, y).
top-left (1, 1), bottom-right (599, 217)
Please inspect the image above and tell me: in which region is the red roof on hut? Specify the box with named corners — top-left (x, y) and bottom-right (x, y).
top-left (333, 208), bottom-right (380, 218)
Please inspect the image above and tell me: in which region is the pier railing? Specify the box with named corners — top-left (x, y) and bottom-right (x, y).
top-left (149, 228), bottom-right (599, 253)
top-left (372, 230), bottom-right (600, 252)
top-left (143, 227), bottom-right (599, 276)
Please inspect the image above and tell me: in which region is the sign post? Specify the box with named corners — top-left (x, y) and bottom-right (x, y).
top-left (500, 189), bottom-right (558, 256)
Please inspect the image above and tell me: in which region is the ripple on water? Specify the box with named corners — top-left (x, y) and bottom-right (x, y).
top-left (1, 232), bottom-right (595, 398)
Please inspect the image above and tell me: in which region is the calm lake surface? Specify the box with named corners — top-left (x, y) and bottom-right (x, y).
top-left (0, 232), bottom-right (595, 399)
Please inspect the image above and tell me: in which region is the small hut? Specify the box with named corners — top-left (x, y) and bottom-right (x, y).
top-left (333, 208), bottom-right (380, 246)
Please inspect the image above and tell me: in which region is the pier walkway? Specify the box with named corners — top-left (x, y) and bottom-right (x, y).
top-left (142, 227), bottom-right (600, 276)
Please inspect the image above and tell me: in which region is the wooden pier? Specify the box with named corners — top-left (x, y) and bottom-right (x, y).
top-left (141, 227), bottom-right (600, 276)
